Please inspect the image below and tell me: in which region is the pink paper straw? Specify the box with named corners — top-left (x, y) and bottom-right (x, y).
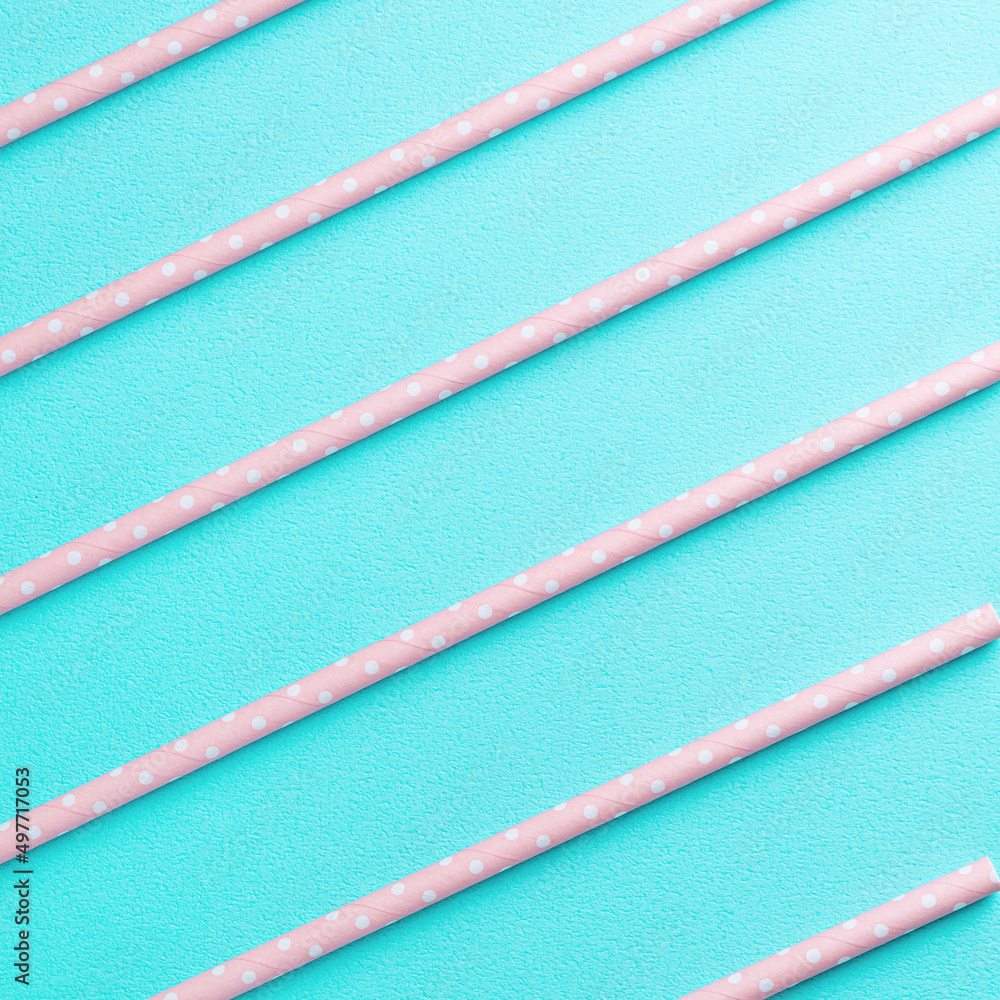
top-left (4, 343), bottom-right (998, 863)
top-left (140, 611), bottom-right (999, 999)
top-left (0, 0), bottom-right (813, 373)
top-left (678, 857), bottom-right (1000, 998)
top-left (3, 88), bottom-right (999, 612)
top-left (0, 0), bottom-right (308, 147)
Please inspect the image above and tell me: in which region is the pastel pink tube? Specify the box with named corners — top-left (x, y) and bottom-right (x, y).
top-left (4, 342), bottom-right (998, 863)
top-left (678, 857), bottom-right (1000, 998)
top-left (2, 87), bottom-right (998, 612)
top-left (143, 610), bottom-right (1000, 999)
top-left (1, 0), bottom-right (797, 372)
top-left (0, 0), bottom-right (308, 147)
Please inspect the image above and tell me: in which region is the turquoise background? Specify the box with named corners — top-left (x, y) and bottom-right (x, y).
top-left (1, 0), bottom-right (999, 996)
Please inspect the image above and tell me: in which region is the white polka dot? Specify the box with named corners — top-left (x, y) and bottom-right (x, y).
top-left (544, 580), bottom-right (559, 593)
top-left (308, 945), bottom-right (322, 957)
top-left (887, 411), bottom-right (903, 427)
top-left (431, 635), bottom-right (446, 649)
top-left (773, 468), bottom-right (788, 483)
top-left (667, 274), bottom-right (683, 287)
top-left (759, 979), bottom-right (774, 993)
top-left (354, 914), bottom-right (371, 930)
top-left (552, 332), bottom-right (566, 344)
top-left (651, 779), bottom-right (665, 793)
top-left (504, 92), bottom-right (519, 104)
top-left (697, 749), bottom-right (713, 764)
top-left (62, 793), bottom-right (77, 807)
top-left (813, 694), bottom-right (829, 709)
top-left (53, 96), bottom-right (69, 111)
top-left (477, 604), bottom-right (492, 619)
top-left (703, 239), bottom-right (719, 254)
top-left (819, 437), bottom-right (836, 453)
top-left (121, 72), bottom-right (135, 84)
top-left (22, 93), bottom-right (36, 103)
top-left (719, 12), bottom-right (733, 23)
top-left (422, 890), bottom-right (436, 902)
top-left (866, 152), bottom-right (881, 166)
top-left (133, 525), bottom-right (148, 539)
top-left (114, 292), bottom-right (130, 307)
top-left (63, 550), bottom-right (82, 567)
top-left (194, 269), bottom-right (208, 280)
top-left (138, 770), bottom-right (153, 785)
top-left (251, 716), bottom-right (267, 730)
top-left (572, 63), bottom-right (586, 78)
top-left (318, 690), bottom-right (332, 703)
top-left (277, 938), bottom-right (291, 951)
top-left (583, 804), bottom-right (599, 819)
top-left (456, 120), bottom-right (472, 135)
top-left (308, 212), bottom-right (322, 224)
top-left (729, 974), bottom-right (742, 984)
top-left (364, 660), bottom-right (379, 675)
top-left (783, 217), bottom-right (797, 229)
top-left (929, 638), bottom-right (946, 653)
top-left (984, 94), bottom-right (998, 107)
top-left (922, 893), bottom-right (936, 908)
top-left (705, 493), bottom-right (721, 508)
top-left (242, 971), bottom-right (256, 984)
top-left (469, 860), bottom-right (484, 874)
top-left (806, 948), bottom-right (822, 963)
top-left (765, 724), bottom-right (781, 738)
top-left (421, 155), bottom-right (436, 168)
top-left (205, 746), bottom-right (220, 759)
top-left (687, 4), bottom-right (702, 18)
top-left (1, 349), bottom-right (15, 364)
top-left (750, 210), bottom-right (767, 224)
top-left (505, 828), bottom-right (519, 840)
top-left (359, 412), bottom-right (375, 427)
top-left (588, 297), bottom-right (603, 312)
top-left (46, 318), bottom-right (64, 333)
top-left (474, 354), bottom-right (489, 369)
top-left (167, 41), bottom-right (182, 55)
top-left (93, 801), bottom-right (107, 814)
top-left (899, 159), bottom-right (913, 172)
top-left (536, 834), bottom-right (551, 848)
top-left (174, 739), bottom-right (188, 751)
top-left (591, 549), bottom-right (606, 564)
top-left (881, 668), bottom-right (897, 683)
top-left (235, 15), bottom-right (250, 27)
top-left (651, 40), bottom-right (666, 53)
top-left (874, 923), bottom-right (889, 938)
top-left (818, 182), bottom-right (834, 197)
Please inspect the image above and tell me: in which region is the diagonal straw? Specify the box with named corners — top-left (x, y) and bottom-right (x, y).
top-left (678, 857), bottom-right (1000, 998)
top-left (0, 0), bottom-right (309, 147)
top-left (1, 87), bottom-right (998, 611)
top-left (0, 0), bottom-right (777, 371)
top-left (3, 339), bottom-right (998, 862)
top-left (141, 610), bottom-right (999, 999)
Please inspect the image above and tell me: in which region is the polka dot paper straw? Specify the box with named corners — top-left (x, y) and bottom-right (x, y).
top-left (4, 89), bottom-right (1000, 611)
top-left (1, 0), bottom-right (779, 372)
top-left (3, 344), bottom-right (998, 863)
top-left (141, 611), bottom-right (999, 999)
top-left (0, 0), bottom-right (308, 147)
top-left (678, 857), bottom-right (1000, 998)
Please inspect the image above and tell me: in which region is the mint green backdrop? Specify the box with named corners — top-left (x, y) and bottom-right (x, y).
top-left (1, 0), bottom-right (998, 996)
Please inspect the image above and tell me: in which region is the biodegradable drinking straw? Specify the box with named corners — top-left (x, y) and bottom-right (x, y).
top-left (678, 857), bottom-right (1000, 998)
top-left (3, 88), bottom-right (1000, 610)
top-left (141, 612), bottom-right (999, 999)
top-left (0, 0), bottom-right (776, 373)
top-left (0, 0), bottom-right (308, 147)
top-left (3, 343), bottom-right (999, 863)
